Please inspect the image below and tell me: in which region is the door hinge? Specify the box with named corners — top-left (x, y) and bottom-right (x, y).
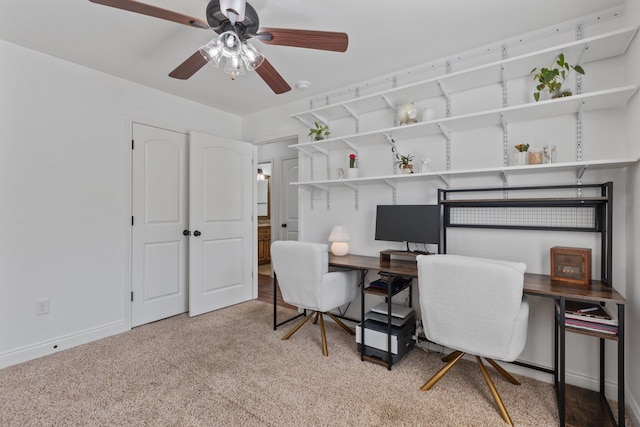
top-left (130, 292), bottom-right (134, 302)
top-left (131, 216), bottom-right (134, 226)
top-left (131, 139), bottom-right (134, 150)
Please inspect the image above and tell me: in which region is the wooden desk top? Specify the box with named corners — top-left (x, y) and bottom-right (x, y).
top-left (329, 253), bottom-right (419, 277)
top-left (329, 254), bottom-right (627, 305)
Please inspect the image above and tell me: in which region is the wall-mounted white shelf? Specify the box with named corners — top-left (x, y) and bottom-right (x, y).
top-left (290, 26), bottom-right (637, 125)
top-left (290, 86), bottom-right (637, 154)
top-left (292, 158), bottom-right (638, 190)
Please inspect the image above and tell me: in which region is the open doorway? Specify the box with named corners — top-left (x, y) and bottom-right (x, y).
top-left (256, 137), bottom-right (298, 307)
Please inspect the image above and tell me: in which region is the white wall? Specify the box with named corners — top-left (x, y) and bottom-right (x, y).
top-left (623, 0), bottom-right (640, 424)
top-left (0, 40), bottom-right (241, 367)
top-left (247, 10), bottom-right (639, 421)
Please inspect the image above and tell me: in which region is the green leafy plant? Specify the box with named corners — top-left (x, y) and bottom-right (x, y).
top-left (531, 53), bottom-right (585, 102)
top-left (390, 138), bottom-right (414, 167)
top-left (308, 121), bottom-right (330, 140)
top-left (514, 144), bottom-right (530, 152)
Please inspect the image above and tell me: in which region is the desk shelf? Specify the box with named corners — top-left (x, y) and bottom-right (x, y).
top-left (440, 183), bottom-right (626, 427)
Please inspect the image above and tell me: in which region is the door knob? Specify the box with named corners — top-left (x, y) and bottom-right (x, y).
top-left (281, 223), bottom-right (287, 228)
top-left (193, 230), bottom-right (201, 237)
top-left (183, 230), bottom-right (190, 236)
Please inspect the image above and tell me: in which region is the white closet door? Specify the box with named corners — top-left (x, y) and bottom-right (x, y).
top-left (188, 131), bottom-right (254, 316)
top-left (131, 123), bottom-right (188, 327)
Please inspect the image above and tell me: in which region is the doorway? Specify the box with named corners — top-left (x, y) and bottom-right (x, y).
top-left (256, 138), bottom-right (298, 307)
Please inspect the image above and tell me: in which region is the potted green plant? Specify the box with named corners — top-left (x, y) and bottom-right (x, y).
top-left (531, 53), bottom-right (585, 101)
top-left (390, 138), bottom-right (414, 174)
top-left (513, 143), bottom-right (529, 166)
top-left (308, 121), bottom-right (330, 141)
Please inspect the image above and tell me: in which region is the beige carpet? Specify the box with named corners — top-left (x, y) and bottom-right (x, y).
top-left (0, 300), bottom-right (599, 426)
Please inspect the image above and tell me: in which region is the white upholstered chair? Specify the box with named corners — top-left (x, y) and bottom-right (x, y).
top-left (271, 241), bottom-right (358, 356)
top-left (416, 254), bottom-right (529, 426)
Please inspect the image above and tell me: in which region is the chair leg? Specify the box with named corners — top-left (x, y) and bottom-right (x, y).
top-left (486, 358), bottom-right (521, 385)
top-left (319, 313), bottom-right (328, 356)
top-left (281, 311), bottom-right (316, 341)
top-left (325, 312), bottom-right (355, 335)
top-left (476, 356), bottom-right (514, 426)
top-left (420, 351), bottom-right (465, 391)
top-left (441, 350), bottom-right (463, 363)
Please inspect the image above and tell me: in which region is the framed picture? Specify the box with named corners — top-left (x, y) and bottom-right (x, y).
top-left (550, 246), bottom-right (592, 285)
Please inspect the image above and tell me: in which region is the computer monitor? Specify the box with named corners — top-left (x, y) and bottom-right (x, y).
top-left (375, 204), bottom-right (440, 252)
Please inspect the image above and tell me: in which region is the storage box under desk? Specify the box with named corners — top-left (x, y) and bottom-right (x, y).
top-left (355, 318), bottom-right (415, 355)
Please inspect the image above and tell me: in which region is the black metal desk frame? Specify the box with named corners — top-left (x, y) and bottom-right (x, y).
top-left (439, 182), bottom-right (626, 427)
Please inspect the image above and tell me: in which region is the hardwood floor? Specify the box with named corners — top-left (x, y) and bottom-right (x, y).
top-left (257, 273), bottom-right (296, 309)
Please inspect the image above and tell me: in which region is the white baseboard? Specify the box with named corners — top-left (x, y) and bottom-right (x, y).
top-left (0, 321), bottom-right (129, 369)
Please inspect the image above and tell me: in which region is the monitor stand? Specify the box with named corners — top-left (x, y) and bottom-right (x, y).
top-left (380, 248), bottom-right (429, 263)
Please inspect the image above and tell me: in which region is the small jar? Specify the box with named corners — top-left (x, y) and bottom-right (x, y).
top-left (528, 149), bottom-right (543, 165)
top-left (543, 145), bottom-right (557, 164)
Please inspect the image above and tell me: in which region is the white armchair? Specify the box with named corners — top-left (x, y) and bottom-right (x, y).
top-left (271, 241), bottom-right (358, 356)
top-left (417, 254), bottom-right (529, 426)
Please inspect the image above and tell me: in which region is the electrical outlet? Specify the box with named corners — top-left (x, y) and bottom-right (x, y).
top-left (36, 298), bottom-right (49, 315)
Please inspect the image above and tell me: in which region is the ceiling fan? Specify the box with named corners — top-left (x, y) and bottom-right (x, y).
top-left (88, 0), bottom-right (349, 94)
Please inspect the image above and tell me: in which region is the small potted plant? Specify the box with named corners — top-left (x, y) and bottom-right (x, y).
top-left (514, 143), bottom-right (530, 166)
top-left (531, 53), bottom-right (585, 101)
top-left (347, 153), bottom-right (359, 179)
top-left (308, 121), bottom-right (330, 141)
top-left (391, 138), bottom-right (414, 174)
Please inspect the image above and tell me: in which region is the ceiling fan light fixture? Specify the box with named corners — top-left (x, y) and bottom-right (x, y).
top-left (199, 38), bottom-right (224, 67)
top-left (224, 55), bottom-right (246, 79)
top-left (241, 42), bottom-right (265, 71)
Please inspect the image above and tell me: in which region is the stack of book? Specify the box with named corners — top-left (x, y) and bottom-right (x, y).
top-left (562, 300), bottom-right (618, 335)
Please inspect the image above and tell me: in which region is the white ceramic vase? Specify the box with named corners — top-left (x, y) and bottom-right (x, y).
top-left (347, 168), bottom-right (359, 179)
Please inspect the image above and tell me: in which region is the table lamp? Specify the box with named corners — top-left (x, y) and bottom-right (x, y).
top-left (328, 226), bottom-right (351, 256)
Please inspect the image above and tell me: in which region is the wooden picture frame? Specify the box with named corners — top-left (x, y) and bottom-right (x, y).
top-left (550, 246), bottom-right (592, 285)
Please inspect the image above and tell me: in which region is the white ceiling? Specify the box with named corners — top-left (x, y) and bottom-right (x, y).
top-left (0, 0), bottom-right (625, 116)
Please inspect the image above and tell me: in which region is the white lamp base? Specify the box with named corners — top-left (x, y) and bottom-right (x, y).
top-left (330, 242), bottom-right (349, 256)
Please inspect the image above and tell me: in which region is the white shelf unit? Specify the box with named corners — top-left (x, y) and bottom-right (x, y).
top-left (291, 27), bottom-right (637, 126)
top-left (289, 26), bottom-right (639, 197)
top-left (293, 159), bottom-right (638, 192)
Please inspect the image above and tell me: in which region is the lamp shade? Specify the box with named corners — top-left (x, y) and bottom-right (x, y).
top-left (328, 226), bottom-right (351, 242)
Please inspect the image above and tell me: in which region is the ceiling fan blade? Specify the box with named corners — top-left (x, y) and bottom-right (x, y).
top-left (89, 0), bottom-right (209, 29)
top-left (257, 28), bottom-right (348, 52)
top-left (169, 51), bottom-right (208, 80)
top-left (255, 59), bottom-right (291, 94)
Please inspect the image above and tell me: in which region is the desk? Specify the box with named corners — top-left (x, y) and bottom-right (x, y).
top-left (326, 254), bottom-right (628, 427)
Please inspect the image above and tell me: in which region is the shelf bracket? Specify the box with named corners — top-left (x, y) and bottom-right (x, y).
top-left (341, 139), bottom-right (359, 154)
top-left (343, 182), bottom-right (360, 211)
top-left (342, 105), bottom-right (360, 134)
top-left (296, 147), bottom-right (314, 158)
top-left (310, 112), bottom-right (329, 127)
top-left (342, 104), bottom-right (358, 120)
top-left (437, 175), bottom-right (450, 187)
top-left (293, 115), bottom-right (314, 129)
top-left (381, 179), bottom-right (397, 205)
top-left (314, 145), bottom-right (329, 157)
top-left (500, 170), bottom-right (509, 185)
top-left (436, 80), bottom-right (451, 102)
top-left (381, 95), bottom-right (395, 110)
top-left (577, 164), bottom-right (588, 181)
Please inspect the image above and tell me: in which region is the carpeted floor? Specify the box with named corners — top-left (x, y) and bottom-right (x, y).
top-left (0, 300), bottom-right (618, 426)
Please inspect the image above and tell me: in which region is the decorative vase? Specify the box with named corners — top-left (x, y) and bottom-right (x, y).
top-left (514, 151), bottom-right (528, 166)
top-left (397, 103), bottom-right (418, 125)
top-left (347, 168), bottom-right (359, 179)
top-left (401, 164), bottom-right (413, 174)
